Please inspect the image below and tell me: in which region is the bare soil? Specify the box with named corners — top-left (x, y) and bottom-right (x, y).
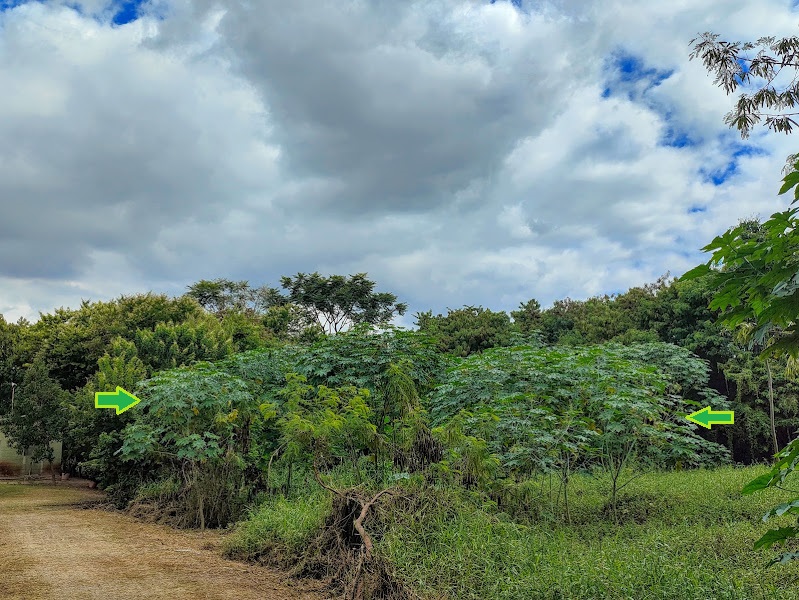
top-left (0, 481), bottom-right (329, 600)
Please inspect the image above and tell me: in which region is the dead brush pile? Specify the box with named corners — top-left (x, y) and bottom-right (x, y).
top-left (126, 461), bottom-right (250, 529)
top-left (231, 482), bottom-right (436, 600)
top-left (291, 483), bottom-right (419, 600)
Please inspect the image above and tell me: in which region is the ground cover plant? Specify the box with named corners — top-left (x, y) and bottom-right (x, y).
top-left (224, 466), bottom-right (799, 600)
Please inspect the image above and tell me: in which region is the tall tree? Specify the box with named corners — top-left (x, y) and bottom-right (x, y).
top-left (0, 357), bottom-right (68, 483)
top-left (688, 28), bottom-right (799, 563)
top-left (280, 272), bottom-right (407, 334)
top-left (510, 299), bottom-right (542, 336)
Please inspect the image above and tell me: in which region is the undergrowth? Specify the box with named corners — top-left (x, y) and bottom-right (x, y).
top-left (223, 465), bottom-right (799, 600)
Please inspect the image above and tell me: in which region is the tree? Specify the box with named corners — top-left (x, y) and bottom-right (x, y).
top-left (415, 306), bottom-right (514, 356)
top-left (119, 363), bottom-right (259, 527)
top-left (0, 357), bottom-right (68, 483)
top-left (280, 272), bottom-right (407, 334)
top-left (428, 343), bottom-right (729, 522)
top-left (62, 338), bottom-right (148, 476)
top-left (688, 27), bottom-right (799, 563)
top-left (0, 316), bottom-right (28, 418)
top-left (132, 316), bottom-right (234, 373)
top-left (683, 205), bottom-right (799, 360)
top-left (510, 299), bottom-right (542, 336)
top-left (31, 294), bottom-right (203, 391)
top-left (260, 303), bottom-right (325, 342)
top-left (690, 33), bottom-right (799, 138)
top-left (185, 279), bottom-right (285, 317)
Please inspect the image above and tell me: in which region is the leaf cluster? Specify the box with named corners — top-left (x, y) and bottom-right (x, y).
top-left (690, 33), bottom-right (799, 137)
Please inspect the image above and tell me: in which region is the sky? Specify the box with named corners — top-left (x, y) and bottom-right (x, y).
top-left (2, 0), bottom-right (799, 326)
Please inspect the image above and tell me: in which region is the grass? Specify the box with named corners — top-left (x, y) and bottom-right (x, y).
top-left (225, 465), bottom-right (799, 599)
top-left (0, 483), bottom-right (26, 498)
top-left (223, 489), bottom-right (332, 562)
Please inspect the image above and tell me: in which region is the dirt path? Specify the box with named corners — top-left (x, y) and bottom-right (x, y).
top-left (0, 482), bottom-right (328, 600)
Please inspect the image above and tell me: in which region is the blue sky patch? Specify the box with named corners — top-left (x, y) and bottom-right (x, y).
top-left (730, 142), bottom-right (767, 160)
top-left (0, 0), bottom-right (31, 11)
top-left (660, 123), bottom-right (697, 148)
top-left (612, 52), bottom-right (673, 86)
top-left (112, 0), bottom-right (146, 25)
top-left (2, 0), bottom-right (151, 23)
top-left (702, 161), bottom-right (737, 186)
top-left (699, 142), bottom-right (768, 186)
top-left (602, 50), bottom-right (674, 109)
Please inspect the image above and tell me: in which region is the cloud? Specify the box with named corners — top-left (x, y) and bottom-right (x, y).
top-left (2, 0), bottom-right (799, 323)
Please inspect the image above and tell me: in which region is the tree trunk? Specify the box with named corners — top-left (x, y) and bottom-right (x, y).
top-left (767, 360), bottom-right (779, 455)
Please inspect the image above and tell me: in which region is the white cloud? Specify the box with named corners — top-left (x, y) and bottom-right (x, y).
top-left (2, 0), bottom-right (799, 322)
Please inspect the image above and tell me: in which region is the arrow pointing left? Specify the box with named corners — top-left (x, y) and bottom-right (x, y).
top-left (95, 386), bottom-right (140, 415)
top-left (685, 405), bottom-right (734, 429)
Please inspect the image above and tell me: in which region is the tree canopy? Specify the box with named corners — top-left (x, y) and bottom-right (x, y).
top-left (280, 272), bottom-right (407, 334)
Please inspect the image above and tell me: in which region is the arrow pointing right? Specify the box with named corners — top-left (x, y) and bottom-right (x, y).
top-left (95, 387), bottom-right (140, 415)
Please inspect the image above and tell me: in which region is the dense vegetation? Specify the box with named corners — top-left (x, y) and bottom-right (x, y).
top-left (1, 263), bottom-right (798, 598)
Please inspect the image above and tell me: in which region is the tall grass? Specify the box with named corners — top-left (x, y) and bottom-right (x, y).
top-left (224, 466), bottom-right (799, 599)
top-left (223, 489), bottom-right (331, 563)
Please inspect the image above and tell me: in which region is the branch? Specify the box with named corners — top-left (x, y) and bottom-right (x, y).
top-left (353, 488), bottom-right (394, 556)
top-left (312, 457), bottom-right (346, 498)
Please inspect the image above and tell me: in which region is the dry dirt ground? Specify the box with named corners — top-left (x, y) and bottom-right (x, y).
top-left (0, 481), bottom-right (329, 600)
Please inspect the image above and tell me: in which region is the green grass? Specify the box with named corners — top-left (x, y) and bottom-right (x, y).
top-left (226, 466), bottom-right (799, 599)
top-left (223, 489), bottom-right (331, 562)
top-left (0, 483), bottom-right (26, 498)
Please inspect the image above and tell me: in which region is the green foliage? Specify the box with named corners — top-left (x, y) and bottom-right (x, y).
top-left (415, 305), bottom-right (515, 356)
top-left (62, 316), bottom-right (238, 475)
top-left (536, 293), bottom-right (643, 346)
top-left (79, 430), bottom-right (150, 506)
top-left (690, 32), bottom-right (799, 137)
top-left (220, 311), bottom-right (275, 352)
top-left (276, 374), bottom-right (376, 478)
top-left (682, 151), bottom-right (799, 559)
top-left (184, 278), bottom-right (325, 343)
top-left (612, 343), bottom-right (725, 406)
top-left (185, 278), bottom-right (263, 316)
top-left (121, 363), bottom-right (254, 463)
top-left (228, 467), bottom-right (799, 600)
top-left (132, 316), bottom-right (235, 374)
top-left (260, 303), bottom-right (324, 342)
top-left (433, 412), bottom-right (503, 489)
top-left (0, 357), bottom-right (67, 471)
top-left (223, 490), bottom-right (332, 561)
top-left (510, 299), bottom-right (542, 336)
top-left (280, 272), bottom-right (407, 334)
top-left (429, 343), bottom-right (730, 518)
top-left (29, 294), bottom-right (204, 391)
top-left (295, 324), bottom-right (442, 402)
top-left (113, 363), bottom-right (260, 524)
top-left (62, 339), bottom-right (147, 474)
top-left (0, 316), bottom-right (29, 418)
top-left (743, 436), bottom-right (799, 565)
top-left (682, 168), bottom-right (799, 361)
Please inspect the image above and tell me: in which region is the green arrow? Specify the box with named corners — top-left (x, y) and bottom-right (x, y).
top-left (685, 406), bottom-right (734, 429)
top-left (95, 387), bottom-right (140, 415)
